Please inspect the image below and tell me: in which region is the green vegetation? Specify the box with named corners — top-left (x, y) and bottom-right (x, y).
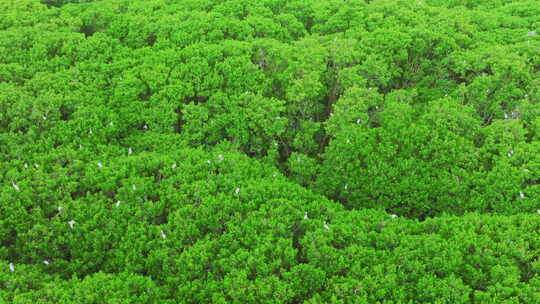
top-left (1, 0), bottom-right (540, 302)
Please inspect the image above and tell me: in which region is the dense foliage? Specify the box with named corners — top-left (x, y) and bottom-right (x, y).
top-left (1, 0), bottom-right (540, 302)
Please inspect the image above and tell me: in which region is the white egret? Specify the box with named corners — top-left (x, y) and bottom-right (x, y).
top-left (171, 163), bottom-right (177, 169)
top-left (508, 150), bottom-right (514, 158)
top-left (97, 162), bottom-right (103, 168)
top-left (128, 147), bottom-right (133, 155)
top-left (68, 220), bottom-right (76, 229)
top-left (57, 206), bottom-right (63, 212)
top-left (356, 119), bottom-right (361, 124)
top-left (109, 122), bottom-right (113, 126)
top-left (304, 212), bottom-right (309, 220)
top-left (42, 115), bottom-right (47, 120)
top-left (12, 182), bottom-right (19, 191)
top-left (520, 191), bottom-right (525, 199)
top-left (132, 184), bottom-right (136, 191)
top-left (9, 263), bottom-right (14, 272)
top-left (160, 230), bottom-right (167, 239)
top-left (537, 210), bottom-right (540, 215)
top-left (323, 221), bottom-right (330, 230)
top-left (235, 187), bottom-right (240, 195)
top-left (89, 129), bottom-right (93, 135)
top-left (217, 154), bottom-right (224, 162)
top-left (34, 164), bottom-right (39, 168)
top-left (43, 260), bottom-right (49, 265)
top-left (390, 214), bottom-right (398, 219)
top-left (115, 200), bottom-right (121, 207)
top-left (143, 124), bottom-right (148, 130)
top-left (24, 163), bottom-right (28, 168)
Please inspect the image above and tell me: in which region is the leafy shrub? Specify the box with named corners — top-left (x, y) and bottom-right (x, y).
top-left (2, 0), bottom-right (540, 302)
